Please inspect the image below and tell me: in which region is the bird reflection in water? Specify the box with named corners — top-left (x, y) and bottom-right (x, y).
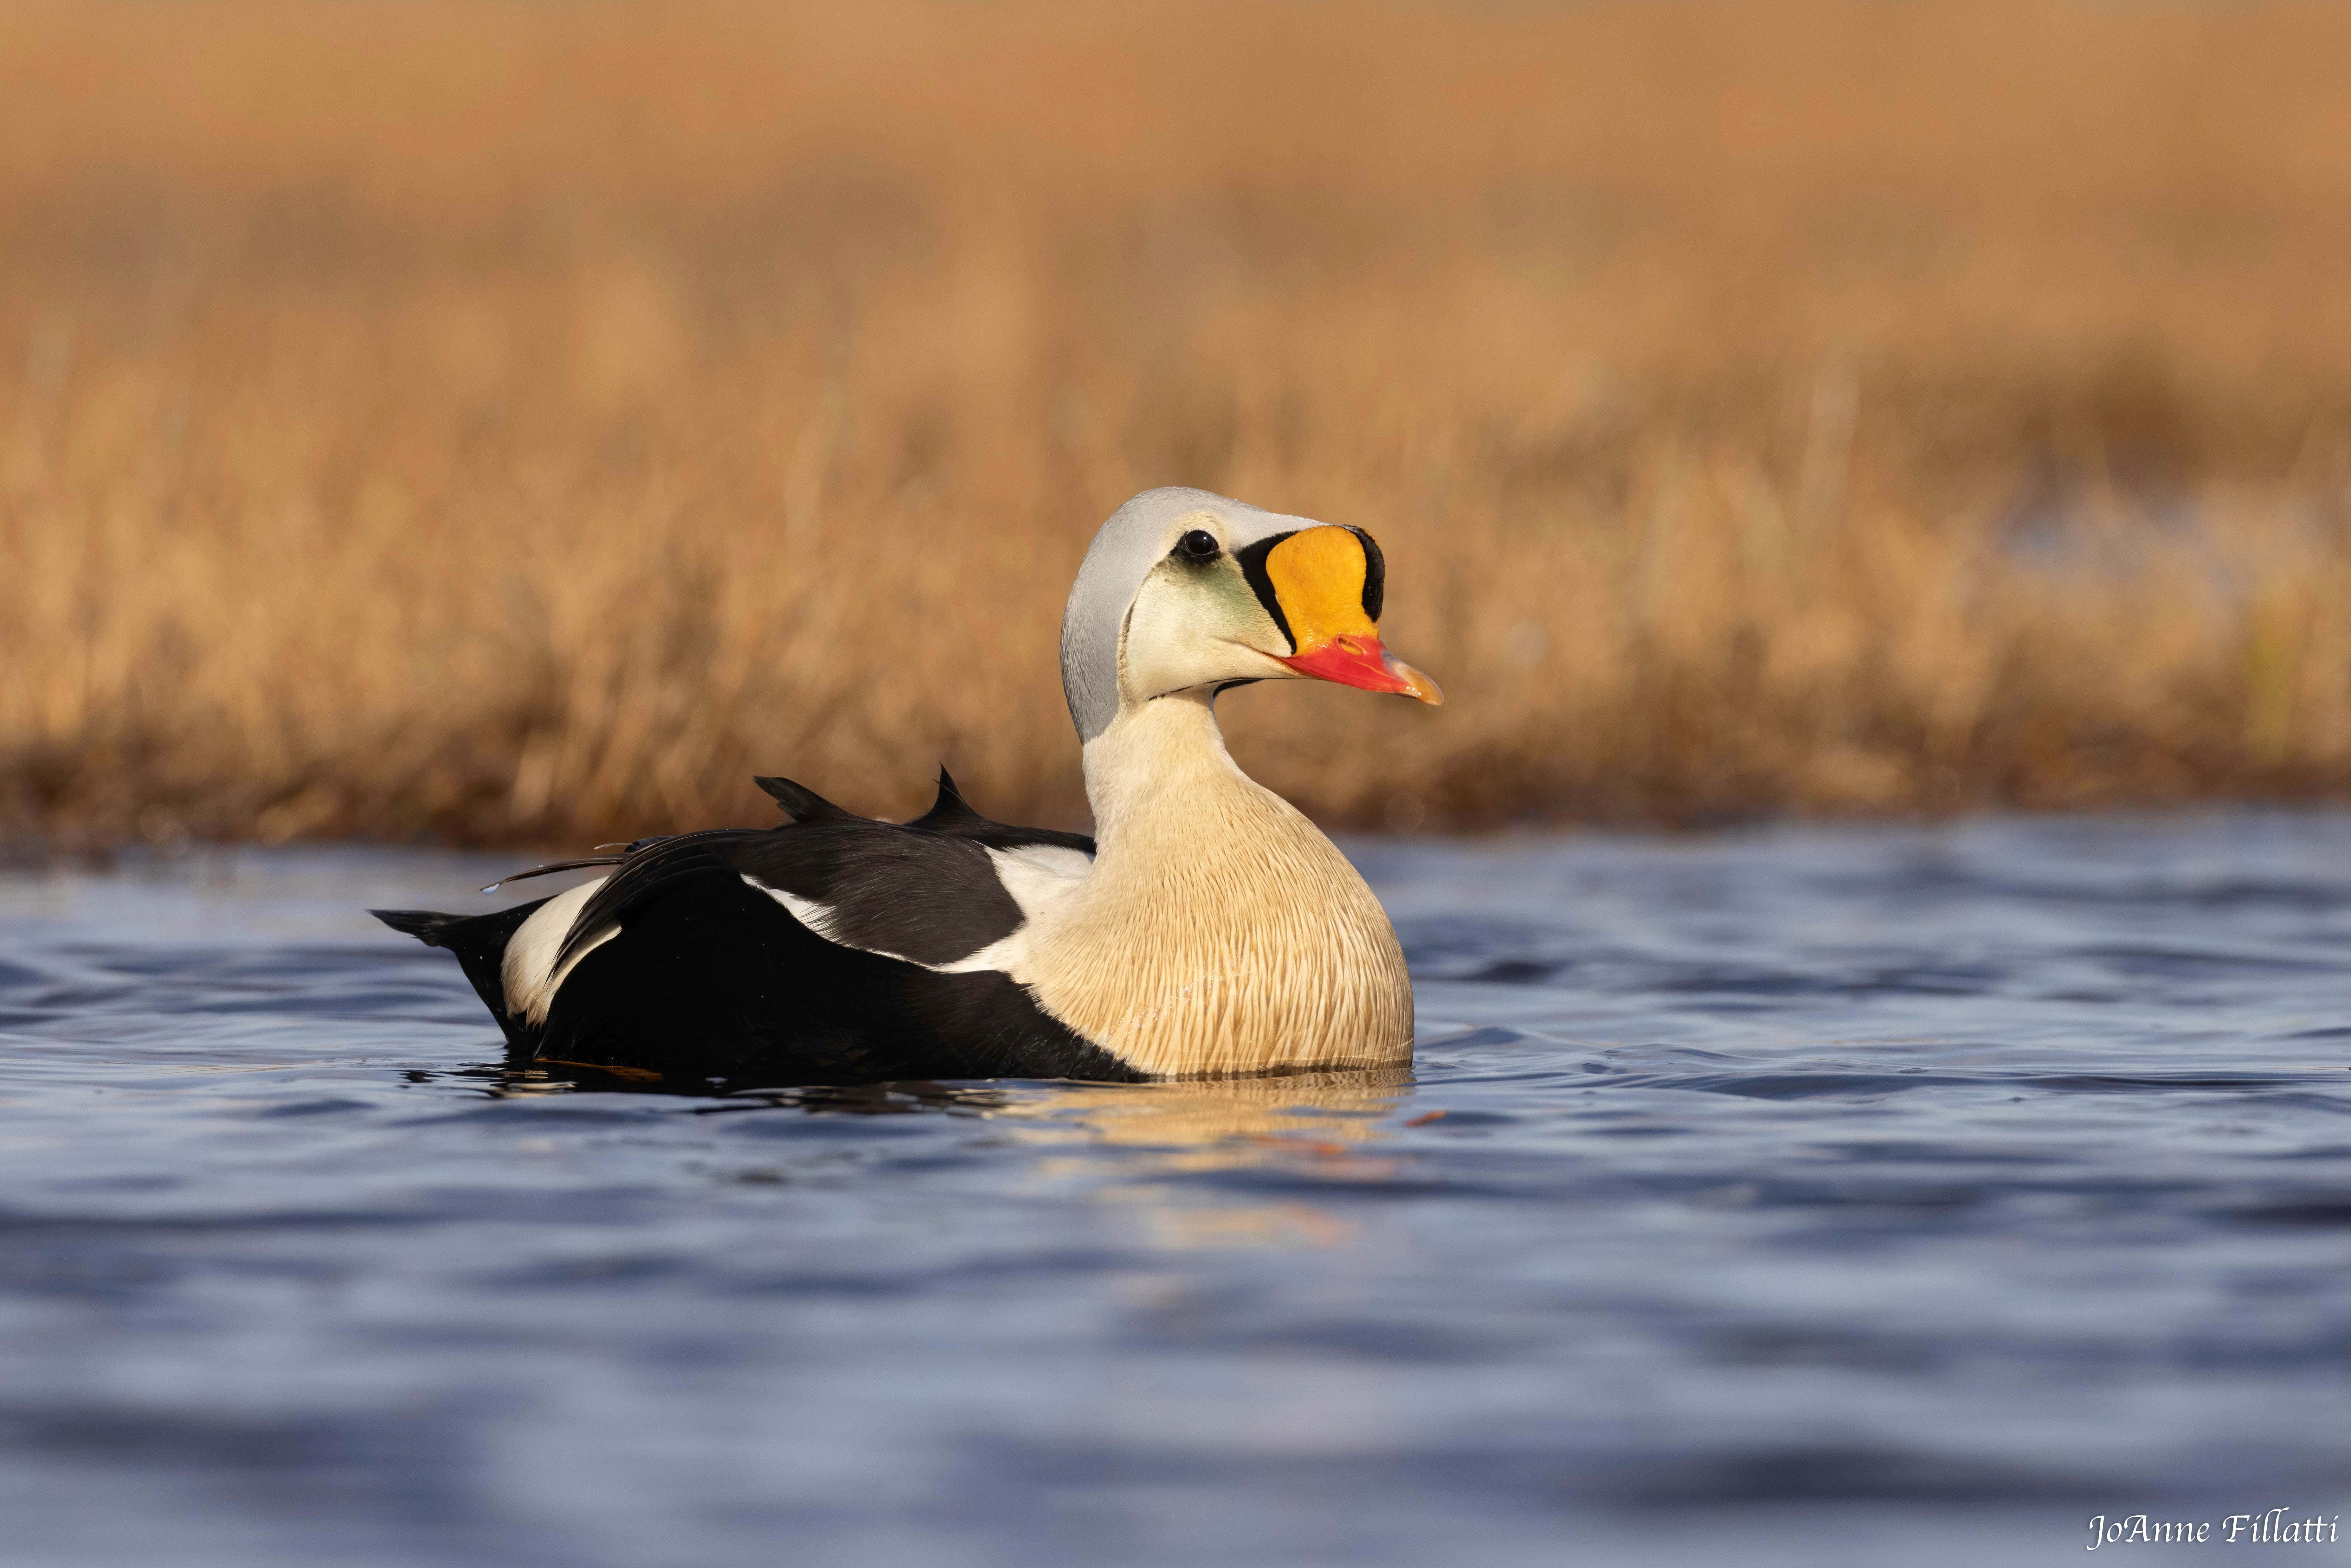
top-left (442, 1059), bottom-right (1412, 1249)
top-left (987, 1067), bottom-right (1413, 1250)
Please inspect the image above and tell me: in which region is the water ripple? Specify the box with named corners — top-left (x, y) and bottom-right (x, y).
top-left (0, 817), bottom-right (2348, 1565)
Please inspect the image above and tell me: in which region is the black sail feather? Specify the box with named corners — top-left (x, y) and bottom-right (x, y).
top-left (754, 775), bottom-right (857, 824)
top-left (913, 765), bottom-right (987, 830)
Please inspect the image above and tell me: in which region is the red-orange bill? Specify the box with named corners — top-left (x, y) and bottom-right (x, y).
top-left (1278, 635), bottom-right (1443, 704)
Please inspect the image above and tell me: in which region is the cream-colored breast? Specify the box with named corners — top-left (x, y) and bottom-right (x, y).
top-left (1012, 701), bottom-right (1415, 1078)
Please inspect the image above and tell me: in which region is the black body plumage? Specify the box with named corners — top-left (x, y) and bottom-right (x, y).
top-left (372, 770), bottom-right (1138, 1087)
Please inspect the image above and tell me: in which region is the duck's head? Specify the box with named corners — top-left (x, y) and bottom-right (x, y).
top-left (1060, 487), bottom-right (1441, 742)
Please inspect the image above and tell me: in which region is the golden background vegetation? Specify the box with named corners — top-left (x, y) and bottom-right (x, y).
top-left (5, 0), bottom-right (2351, 848)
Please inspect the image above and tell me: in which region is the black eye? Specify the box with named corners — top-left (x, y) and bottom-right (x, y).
top-left (1173, 529), bottom-right (1221, 563)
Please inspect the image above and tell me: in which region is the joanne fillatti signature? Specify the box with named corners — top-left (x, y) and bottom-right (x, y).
top-left (2088, 1510), bottom-right (2340, 1549)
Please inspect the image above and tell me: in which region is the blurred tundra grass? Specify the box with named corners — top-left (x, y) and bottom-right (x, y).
top-left (4, 0), bottom-right (2351, 847)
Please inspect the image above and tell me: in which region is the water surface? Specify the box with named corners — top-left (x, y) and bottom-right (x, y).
top-left (2, 816), bottom-right (2348, 1565)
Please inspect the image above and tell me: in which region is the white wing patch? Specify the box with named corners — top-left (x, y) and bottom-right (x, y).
top-left (755, 883), bottom-right (848, 945)
top-left (502, 877), bottom-right (618, 1025)
top-left (934, 845), bottom-right (1094, 975)
top-left (745, 843), bottom-right (1094, 976)
top-left (982, 844), bottom-right (1095, 921)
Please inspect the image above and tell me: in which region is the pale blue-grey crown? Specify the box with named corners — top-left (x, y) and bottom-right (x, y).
top-left (1058, 487), bottom-right (1315, 743)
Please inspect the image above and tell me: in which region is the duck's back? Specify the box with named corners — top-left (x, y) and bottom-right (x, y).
top-left (374, 772), bottom-right (1137, 1087)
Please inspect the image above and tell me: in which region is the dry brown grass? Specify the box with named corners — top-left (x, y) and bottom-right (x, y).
top-left (6, 0), bottom-right (2351, 848)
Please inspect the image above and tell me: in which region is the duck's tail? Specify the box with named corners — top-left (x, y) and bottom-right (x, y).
top-left (371, 901), bottom-right (550, 1051)
top-left (369, 908), bottom-right (463, 945)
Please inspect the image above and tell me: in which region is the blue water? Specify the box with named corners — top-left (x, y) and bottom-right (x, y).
top-left (2, 815), bottom-right (2348, 1566)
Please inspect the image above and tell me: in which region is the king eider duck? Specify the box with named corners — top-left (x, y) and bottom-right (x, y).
top-left (373, 487), bottom-right (1441, 1085)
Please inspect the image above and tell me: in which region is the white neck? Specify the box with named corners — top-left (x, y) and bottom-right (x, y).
top-left (1013, 693), bottom-right (1415, 1078)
